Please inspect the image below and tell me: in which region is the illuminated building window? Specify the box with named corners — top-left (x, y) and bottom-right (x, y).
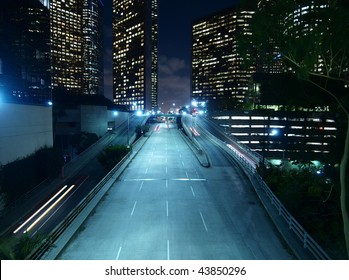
top-left (192, 8), bottom-right (255, 109)
top-left (112, 0), bottom-right (158, 111)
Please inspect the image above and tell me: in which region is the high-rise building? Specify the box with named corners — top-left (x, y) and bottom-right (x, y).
top-left (0, 0), bottom-right (51, 105)
top-left (192, 7), bottom-right (255, 110)
top-left (256, 0), bottom-right (332, 75)
top-left (112, 0), bottom-right (158, 111)
top-left (82, 0), bottom-right (104, 95)
top-left (50, 0), bottom-right (103, 96)
top-left (283, 0), bottom-right (330, 74)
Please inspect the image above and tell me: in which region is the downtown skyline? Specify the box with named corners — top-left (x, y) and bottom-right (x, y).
top-left (103, 0), bottom-right (240, 111)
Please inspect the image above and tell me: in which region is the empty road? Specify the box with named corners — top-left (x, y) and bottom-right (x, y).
top-left (57, 121), bottom-right (293, 260)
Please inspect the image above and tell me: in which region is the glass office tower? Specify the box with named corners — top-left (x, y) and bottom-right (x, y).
top-left (0, 0), bottom-right (51, 104)
top-left (82, 0), bottom-right (104, 95)
top-left (50, 0), bottom-right (103, 96)
top-left (112, 0), bottom-right (158, 111)
top-left (192, 7), bottom-right (255, 109)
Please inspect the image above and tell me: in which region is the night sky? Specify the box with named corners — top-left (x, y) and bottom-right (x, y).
top-left (103, 0), bottom-right (240, 111)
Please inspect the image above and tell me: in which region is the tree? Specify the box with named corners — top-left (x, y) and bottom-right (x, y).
top-left (97, 145), bottom-right (130, 171)
top-left (240, 0), bottom-right (349, 258)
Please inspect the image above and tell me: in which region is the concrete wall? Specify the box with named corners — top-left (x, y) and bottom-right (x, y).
top-left (107, 110), bottom-right (128, 130)
top-left (80, 105), bottom-right (108, 137)
top-left (55, 105), bottom-right (130, 137)
top-left (0, 103), bottom-right (53, 164)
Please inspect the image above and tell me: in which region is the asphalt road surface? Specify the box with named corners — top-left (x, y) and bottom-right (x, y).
top-left (57, 121), bottom-right (293, 260)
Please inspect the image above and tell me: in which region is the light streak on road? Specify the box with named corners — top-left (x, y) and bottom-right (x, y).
top-left (24, 184), bottom-right (76, 233)
top-left (190, 127), bottom-right (200, 136)
top-left (13, 185), bottom-right (68, 234)
top-left (226, 143), bottom-right (258, 168)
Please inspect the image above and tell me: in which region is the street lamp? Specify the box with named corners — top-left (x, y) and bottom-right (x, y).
top-left (127, 112), bottom-right (130, 147)
top-left (113, 111), bottom-right (118, 131)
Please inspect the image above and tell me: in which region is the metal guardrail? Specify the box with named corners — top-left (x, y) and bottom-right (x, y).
top-left (27, 151), bottom-right (131, 260)
top-left (27, 120), bottom-right (330, 260)
top-left (0, 133), bottom-right (114, 218)
top-left (27, 131), bottom-right (151, 260)
top-left (204, 116), bottom-right (264, 163)
top-left (200, 126), bottom-right (331, 260)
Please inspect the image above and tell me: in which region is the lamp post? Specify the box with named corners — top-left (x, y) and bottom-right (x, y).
top-left (127, 113), bottom-right (130, 147)
top-left (261, 128), bottom-right (279, 178)
top-left (127, 102), bottom-right (137, 147)
top-left (113, 111), bottom-right (118, 131)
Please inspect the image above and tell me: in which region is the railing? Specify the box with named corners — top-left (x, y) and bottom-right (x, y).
top-left (0, 133), bottom-right (114, 218)
top-left (200, 125), bottom-right (331, 260)
top-left (27, 152), bottom-right (131, 260)
top-left (27, 132), bottom-right (150, 260)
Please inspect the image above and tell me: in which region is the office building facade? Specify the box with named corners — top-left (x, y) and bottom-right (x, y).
top-left (112, 0), bottom-right (158, 111)
top-left (192, 7), bottom-right (255, 110)
top-left (0, 0), bottom-right (51, 105)
top-left (51, 0), bottom-right (103, 96)
top-left (82, 0), bottom-right (104, 95)
top-left (212, 109), bottom-right (337, 162)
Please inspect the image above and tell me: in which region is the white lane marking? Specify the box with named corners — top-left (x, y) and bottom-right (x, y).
top-left (190, 186), bottom-right (196, 197)
top-left (200, 211), bottom-right (208, 232)
top-left (165, 166), bottom-right (168, 174)
top-left (166, 180), bottom-right (168, 188)
top-left (167, 239), bottom-right (170, 260)
top-left (116, 246), bottom-right (122, 260)
top-left (131, 201), bottom-right (137, 216)
top-left (138, 181), bottom-right (144, 192)
top-left (166, 201), bottom-right (169, 217)
top-left (185, 171), bottom-right (189, 178)
top-left (145, 168), bottom-right (148, 174)
top-left (182, 161), bottom-right (185, 167)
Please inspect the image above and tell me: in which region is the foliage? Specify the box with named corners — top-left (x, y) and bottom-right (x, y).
top-left (0, 237), bottom-right (16, 260)
top-left (69, 132), bottom-right (99, 154)
top-left (0, 234), bottom-right (45, 260)
top-left (13, 234), bottom-right (46, 259)
top-left (243, 0), bottom-right (349, 90)
top-left (240, 0), bottom-right (349, 259)
top-left (0, 147), bottom-right (64, 205)
top-left (97, 145), bottom-right (130, 171)
top-left (262, 163), bottom-right (346, 258)
top-left (135, 125), bottom-right (150, 138)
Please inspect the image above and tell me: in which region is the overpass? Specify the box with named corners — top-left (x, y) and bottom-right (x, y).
top-left (26, 115), bottom-right (329, 260)
top-left (40, 118), bottom-right (293, 260)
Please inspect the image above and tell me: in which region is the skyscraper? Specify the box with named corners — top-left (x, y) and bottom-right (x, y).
top-left (50, 0), bottom-right (103, 96)
top-left (192, 7), bottom-right (255, 110)
top-left (256, 0), bottom-right (332, 75)
top-left (0, 0), bottom-right (51, 104)
top-left (82, 0), bottom-right (104, 95)
top-left (112, 0), bottom-right (158, 111)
